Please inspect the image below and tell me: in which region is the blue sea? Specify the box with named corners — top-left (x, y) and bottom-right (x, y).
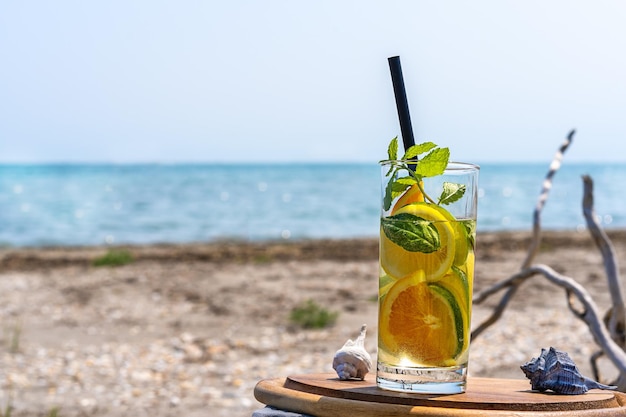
top-left (0, 162), bottom-right (625, 247)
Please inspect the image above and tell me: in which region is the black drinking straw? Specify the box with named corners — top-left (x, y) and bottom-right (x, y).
top-left (388, 56), bottom-right (416, 154)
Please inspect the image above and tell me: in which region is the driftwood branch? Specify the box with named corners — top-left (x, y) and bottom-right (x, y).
top-left (522, 129), bottom-right (576, 269)
top-left (582, 175), bottom-right (626, 348)
top-left (471, 129), bottom-right (626, 389)
top-left (471, 130), bottom-right (575, 339)
top-left (474, 264), bottom-right (626, 389)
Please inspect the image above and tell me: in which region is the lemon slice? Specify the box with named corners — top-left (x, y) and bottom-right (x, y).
top-left (380, 203), bottom-right (456, 280)
top-left (464, 251), bottom-right (475, 296)
top-left (427, 204), bottom-right (470, 266)
top-left (379, 273), bottom-right (397, 298)
top-left (379, 277), bottom-right (465, 366)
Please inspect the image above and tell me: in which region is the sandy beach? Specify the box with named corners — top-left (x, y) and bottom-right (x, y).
top-left (2, 229), bottom-right (626, 417)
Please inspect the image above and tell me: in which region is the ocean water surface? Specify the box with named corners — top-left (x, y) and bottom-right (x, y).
top-left (0, 162), bottom-right (625, 247)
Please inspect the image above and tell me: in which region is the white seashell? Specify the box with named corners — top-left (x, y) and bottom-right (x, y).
top-left (332, 324), bottom-right (372, 380)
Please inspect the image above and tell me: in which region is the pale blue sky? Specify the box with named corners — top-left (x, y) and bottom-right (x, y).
top-left (2, 1), bottom-right (626, 163)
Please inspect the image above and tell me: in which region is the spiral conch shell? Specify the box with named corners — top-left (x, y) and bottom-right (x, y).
top-left (332, 324), bottom-right (372, 380)
top-left (521, 347), bottom-right (617, 395)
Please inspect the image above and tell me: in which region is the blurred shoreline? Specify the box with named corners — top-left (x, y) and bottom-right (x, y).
top-left (2, 228), bottom-right (626, 271)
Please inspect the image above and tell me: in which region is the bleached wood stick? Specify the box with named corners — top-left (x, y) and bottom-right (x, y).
top-left (471, 286), bottom-right (516, 339)
top-left (473, 263), bottom-right (626, 388)
top-left (491, 264), bottom-right (626, 390)
top-left (471, 130), bottom-right (575, 339)
top-left (582, 175), bottom-right (626, 348)
top-left (470, 131), bottom-right (626, 388)
top-left (521, 129), bottom-right (575, 269)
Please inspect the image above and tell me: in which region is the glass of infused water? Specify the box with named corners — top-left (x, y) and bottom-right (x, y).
top-left (377, 143), bottom-right (479, 394)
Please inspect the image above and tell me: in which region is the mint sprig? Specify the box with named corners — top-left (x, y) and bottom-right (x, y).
top-left (383, 176), bottom-right (417, 210)
top-left (382, 137), bottom-right (464, 208)
top-left (438, 182), bottom-right (466, 206)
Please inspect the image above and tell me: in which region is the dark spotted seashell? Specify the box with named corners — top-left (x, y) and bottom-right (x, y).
top-left (520, 347), bottom-right (617, 395)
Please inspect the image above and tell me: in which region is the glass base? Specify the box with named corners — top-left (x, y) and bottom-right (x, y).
top-left (376, 363), bottom-right (467, 394)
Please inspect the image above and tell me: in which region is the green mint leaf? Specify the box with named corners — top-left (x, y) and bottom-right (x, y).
top-left (383, 176), bottom-right (416, 210)
top-left (414, 147), bottom-right (450, 177)
top-left (387, 137), bottom-right (399, 161)
top-left (393, 176), bottom-right (417, 195)
top-left (383, 180), bottom-right (394, 211)
top-left (382, 213), bottom-right (441, 253)
top-left (402, 142), bottom-right (437, 161)
top-left (438, 182), bottom-right (466, 206)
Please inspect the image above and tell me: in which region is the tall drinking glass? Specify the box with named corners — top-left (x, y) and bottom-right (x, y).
top-left (377, 161), bottom-right (479, 394)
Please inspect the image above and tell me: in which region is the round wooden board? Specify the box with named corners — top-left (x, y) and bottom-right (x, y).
top-left (254, 373), bottom-right (626, 417)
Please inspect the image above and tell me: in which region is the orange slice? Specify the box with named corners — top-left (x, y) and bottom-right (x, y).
top-left (391, 182), bottom-right (425, 214)
top-left (379, 277), bottom-right (465, 366)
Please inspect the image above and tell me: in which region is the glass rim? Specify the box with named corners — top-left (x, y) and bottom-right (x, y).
top-left (379, 160), bottom-right (480, 171)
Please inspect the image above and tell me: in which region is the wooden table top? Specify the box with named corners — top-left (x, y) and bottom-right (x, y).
top-left (254, 373), bottom-right (626, 416)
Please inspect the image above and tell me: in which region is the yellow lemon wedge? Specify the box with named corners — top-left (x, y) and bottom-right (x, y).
top-left (380, 203), bottom-right (456, 281)
top-left (427, 204), bottom-right (470, 267)
top-left (379, 273), bottom-right (397, 299)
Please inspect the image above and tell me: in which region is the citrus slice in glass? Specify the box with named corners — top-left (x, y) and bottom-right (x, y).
top-left (380, 203), bottom-right (456, 280)
top-left (379, 273), bottom-right (397, 299)
top-left (391, 182), bottom-right (425, 214)
top-left (379, 277), bottom-right (465, 366)
top-left (427, 204), bottom-right (470, 266)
